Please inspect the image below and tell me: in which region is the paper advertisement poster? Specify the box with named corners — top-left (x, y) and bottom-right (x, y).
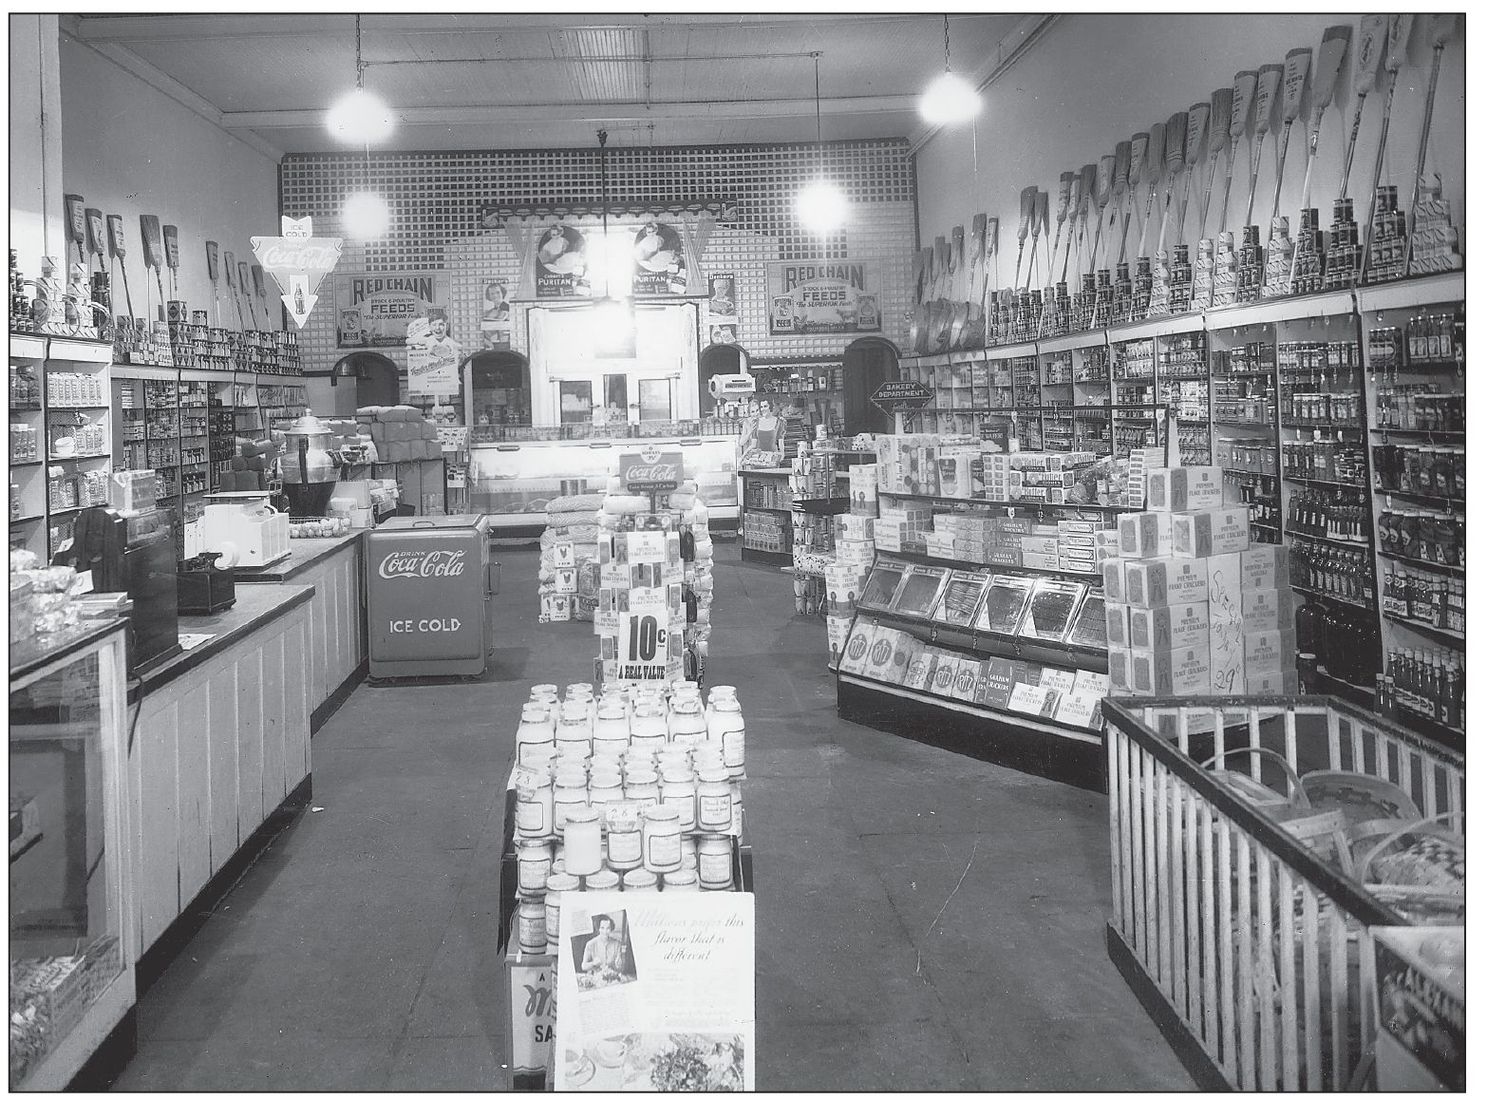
top-left (336, 270), bottom-right (451, 347)
top-left (509, 955), bottom-right (557, 1075)
top-left (555, 893), bottom-right (755, 1092)
top-left (404, 311), bottom-right (461, 396)
top-left (631, 220), bottom-right (689, 297)
top-left (705, 273), bottom-right (737, 326)
top-left (480, 278), bottom-right (512, 349)
top-left (535, 223), bottom-right (591, 298)
top-left (766, 260), bottom-right (880, 335)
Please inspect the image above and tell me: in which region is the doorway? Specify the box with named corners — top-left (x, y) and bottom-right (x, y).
top-left (466, 349), bottom-right (531, 440)
top-left (331, 352), bottom-right (400, 408)
top-left (698, 343), bottom-right (747, 414)
top-left (841, 337), bottom-right (900, 434)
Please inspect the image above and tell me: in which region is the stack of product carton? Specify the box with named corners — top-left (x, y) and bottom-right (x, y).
top-left (825, 512), bottom-right (875, 666)
top-left (871, 501), bottom-right (934, 554)
top-left (1104, 465), bottom-right (1297, 698)
top-left (355, 405), bottom-right (443, 462)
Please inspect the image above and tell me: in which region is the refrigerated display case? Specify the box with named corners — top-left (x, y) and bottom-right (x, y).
top-left (467, 433), bottom-right (740, 531)
top-left (9, 618), bottom-right (134, 1090)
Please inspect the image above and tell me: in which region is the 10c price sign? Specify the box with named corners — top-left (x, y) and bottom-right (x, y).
top-left (617, 610), bottom-right (670, 680)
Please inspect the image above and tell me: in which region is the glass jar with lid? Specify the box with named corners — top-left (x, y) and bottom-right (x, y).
top-left (624, 767), bottom-right (660, 812)
top-left (564, 805), bottom-right (603, 876)
top-left (605, 804), bottom-right (643, 870)
top-left (668, 697), bottom-right (707, 748)
top-left (630, 703), bottom-right (668, 751)
top-left (588, 768), bottom-right (623, 814)
top-left (663, 867), bottom-right (700, 892)
top-left (586, 869), bottom-right (621, 893)
top-left (544, 872), bottom-right (580, 946)
top-left (593, 703), bottom-right (630, 756)
top-left (514, 765), bottom-right (554, 841)
top-left (517, 899), bottom-right (548, 953)
top-left (642, 804), bottom-right (683, 874)
top-left (698, 835), bottom-right (734, 890)
top-left (660, 767), bottom-right (697, 831)
top-left (516, 839), bottom-right (554, 896)
top-left (530, 683), bottom-right (560, 706)
top-left (623, 867), bottom-right (659, 892)
top-left (552, 765), bottom-right (589, 838)
top-left (556, 701), bottom-right (592, 746)
top-left (695, 766), bottom-right (732, 832)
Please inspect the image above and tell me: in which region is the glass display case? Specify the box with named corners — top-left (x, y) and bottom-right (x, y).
top-left (468, 434), bottom-right (740, 530)
top-left (9, 620), bottom-right (133, 1090)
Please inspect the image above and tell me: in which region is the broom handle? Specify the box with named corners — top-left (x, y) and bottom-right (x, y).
top-left (1408, 45), bottom-right (1446, 228)
top-left (1337, 93), bottom-right (1368, 201)
top-left (1269, 122), bottom-right (1295, 222)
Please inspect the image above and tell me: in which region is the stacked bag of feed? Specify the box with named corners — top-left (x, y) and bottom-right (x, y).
top-left (217, 439), bottom-right (277, 491)
top-left (539, 493), bottom-right (605, 623)
top-left (355, 405), bottom-right (442, 463)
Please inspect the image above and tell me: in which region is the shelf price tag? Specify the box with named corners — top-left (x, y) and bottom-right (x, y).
top-left (617, 610), bottom-right (670, 681)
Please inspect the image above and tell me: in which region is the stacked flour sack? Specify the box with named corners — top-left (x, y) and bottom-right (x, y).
top-left (538, 493), bottom-right (605, 623)
top-left (1105, 465), bottom-right (1297, 699)
top-left (508, 681), bottom-right (747, 957)
top-left (594, 473), bottom-right (713, 683)
top-left (824, 459), bottom-right (878, 667)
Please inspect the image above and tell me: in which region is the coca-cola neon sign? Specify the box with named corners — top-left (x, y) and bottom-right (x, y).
top-left (376, 549), bottom-right (468, 581)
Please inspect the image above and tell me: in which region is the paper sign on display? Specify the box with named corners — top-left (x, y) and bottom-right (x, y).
top-left (766, 260), bottom-right (880, 334)
top-left (555, 893), bottom-right (755, 1092)
top-left (250, 216), bottom-right (343, 329)
top-left (336, 269), bottom-right (451, 347)
top-left (618, 449), bottom-right (684, 494)
top-left (508, 955), bottom-right (556, 1075)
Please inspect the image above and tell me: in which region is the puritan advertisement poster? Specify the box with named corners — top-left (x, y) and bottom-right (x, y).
top-left (555, 893), bottom-right (755, 1091)
top-left (766, 260), bottom-right (880, 335)
top-left (631, 220), bottom-right (689, 296)
top-left (535, 223), bottom-right (591, 298)
top-left (336, 270), bottom-right (451, 347)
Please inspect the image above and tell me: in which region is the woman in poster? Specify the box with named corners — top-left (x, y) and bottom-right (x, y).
top-left (482, 281), bottom-right (510, 322)
top-left (632, 220), bottom-right (681, 272)
top-left (538, 225), bottom-right (586, 276)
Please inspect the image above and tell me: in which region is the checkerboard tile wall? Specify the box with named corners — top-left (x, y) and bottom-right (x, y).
top-left (282, 141), bottom-right (916, 372)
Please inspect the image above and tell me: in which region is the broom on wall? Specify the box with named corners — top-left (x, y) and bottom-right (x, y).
top-left (1069, 165), bottom-right (1095, 326)
top-left (1147, 111), bottom-right (1187, 316)
top-left (1134, 123), bottom-right (1166, 261)
top-left (1242, 64), bottom-right (1284, 228)
top-left (1012, 185), bottom-right (1036, 293)
top-left (1217, 71), bottom-right (1257, 238)
top-left (1288, 25), bottom-right (1351, 289)
top-left (1175, 100), bottom-right (1210, 247)
top-left (1267, 47), bottom-right (1314, 222)
top-left (1336, 15), bottom-right (1389, 203)
top-left (1192, 87), bottom-right (1231, 308)
top-left (1118, 131), bottom-right (1148, 267)
top-left (1060, 168), bottom-right (1086, 286)
top-left (1360, 15), bottom-right (1415, 284)
top-left (1103, 141), bottom-right (1131, 274)
top-left (1404, 14), bottom-right (1463, 275)
top-left (1087, 153), bottom-right (1116, 278)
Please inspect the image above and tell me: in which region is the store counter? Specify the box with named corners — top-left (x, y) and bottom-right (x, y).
top-left (468, 434), bottom-right (740, 531)
top-left (234, 530), bottom-right (367, 730)
top-left (126, 584), bottom-right (314, 972)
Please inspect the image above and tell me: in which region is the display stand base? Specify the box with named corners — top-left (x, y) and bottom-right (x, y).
top-left (1104, 923), bottom-right (1224, 1091)
top-left (835, 675), bottom-right (1104, 791)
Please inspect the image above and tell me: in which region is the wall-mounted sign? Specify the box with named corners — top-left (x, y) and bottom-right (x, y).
top-left (405, 311), bottom-right (461, 396)
top-left (631, 220), bottom-right (688, 297)
top-left (481, 278), bottom-right (512, 349)
top-left (766, 260), bottom-right (880, 335)
top-left (335, 269), bottom-right (450, 347)
top-left (870, 380), bottom-right (933, 417)
top-left (536, 224), bottom-right (591, 298)
top-left (250, 216), bottom-right (344, 329)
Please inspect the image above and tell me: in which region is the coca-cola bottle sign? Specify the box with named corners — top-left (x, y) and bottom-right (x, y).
top-left (377, 549), bottom-right (468, 580)
top-left (617, 448), bottom-right (683, 491)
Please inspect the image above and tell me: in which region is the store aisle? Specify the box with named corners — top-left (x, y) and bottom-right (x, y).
top-left (115, 543), bottom-right (1194, 1091)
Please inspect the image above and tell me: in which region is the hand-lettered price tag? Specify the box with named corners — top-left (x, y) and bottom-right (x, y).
top-left (616, 610), bottom-right (670, 681)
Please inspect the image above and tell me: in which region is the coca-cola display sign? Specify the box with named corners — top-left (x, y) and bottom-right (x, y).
top-left (250, 216), bottom-right (343, 329)
top-left (376, 548), bottom-right (468, 581)
top-left (617, 447), bottom-right (683, 492)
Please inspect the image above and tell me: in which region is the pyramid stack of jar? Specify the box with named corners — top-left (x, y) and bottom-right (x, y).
top-left (594, 471), bottom-right (713, 685)
top-left (510, 681), bottom-right (747, 957)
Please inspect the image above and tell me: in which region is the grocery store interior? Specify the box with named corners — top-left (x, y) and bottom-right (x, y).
top-left (8, 10), bottom-right (1468, 1094)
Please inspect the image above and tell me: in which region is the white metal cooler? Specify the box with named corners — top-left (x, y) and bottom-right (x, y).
top-left (365, 515), bottom-right (497, 677)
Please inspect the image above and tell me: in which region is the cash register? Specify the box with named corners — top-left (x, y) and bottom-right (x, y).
top-left (199, 491), bottom-right (291, 568)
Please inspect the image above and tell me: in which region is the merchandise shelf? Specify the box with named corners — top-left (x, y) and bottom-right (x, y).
top-left (1281, 475), bottom-right (1367, 491)
top-left (1290, 583), bottom-right (1375, 612)
top-left (837, 671), bottom-right (1101, 745)
top-left (1366, 427), bottom-right (1465, 441)
top-left (1372, 487), bottom-right (1465, 509)
top-left (1284, 528), bottom-right (1369, 548)
top-left (739, 545), bottom-right (791, 565)
top-left (876, 489), bottom-right (1135, 514)
top-left (881, 547), bottom-right (1101, 585)
top-left (851, 604), bottom-right (1109, 669)
top-left (1376, 550), bottom-right (1463, 576)
top-left (1382, 611), bottom-right (1465, 647)
top-left (1353, 270), bottom-right (1465, 314)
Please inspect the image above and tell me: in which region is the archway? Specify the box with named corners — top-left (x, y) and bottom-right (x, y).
top-left (841, 336), bottom-right (901, 435)
top-left (331, 351), bottom-right (400, 408)
top-left (465, 348), bottom-right (532, 434)
top-left (698, 342), bottom-right (748, 413)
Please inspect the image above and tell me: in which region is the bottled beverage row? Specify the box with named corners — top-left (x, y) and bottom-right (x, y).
top-left (1042, 354), bottom-right (1074, 386)
top-left (1381, 565), bottom-right (1464, 636)
top-left (1157, 333), bottom-right (1207, 376)
top-left (1372, 443), bottom-right (1465, 501)
top-left (1212, 375), bottom-right (1274, 423)
top-left (1281, 388), bottom-right (1363, 426)
top-left (1297, 602), bottom-right (1379, 689)
top-left (1286, 490), bottom-right (1369, 543)
top-left (1211, 341), bottom-right (1276, 377)
top-left (1377, 508), bottom-right (1464, 570)
top-left (1214, 439), bottom-right (1277, 476)
top-left (1289, 541), bottom-right (1375, 608)
top-left (1276, 339), bottom-right (1360, 375)
top-left (1373, 385), bottom-right (1464, 434)
top-left (1281, 438), bottom-right (1367, 486)
top-left (1379, 647), bottom-right (1464, 732)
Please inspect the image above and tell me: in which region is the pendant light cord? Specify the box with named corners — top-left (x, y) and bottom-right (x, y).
top-left (598, 128), bottom-right (609, 298)
top-left (355, 14), bottom-right (365, 89)
top-left (943, 13), bottom-right (952, 73)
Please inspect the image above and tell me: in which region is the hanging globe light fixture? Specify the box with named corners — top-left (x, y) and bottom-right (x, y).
top-left (795, 53), bottom-right (851, 235)
top-left (918, 15), bottom-right (982, 126)
top-left (325, 16), bottom-right (395, 145)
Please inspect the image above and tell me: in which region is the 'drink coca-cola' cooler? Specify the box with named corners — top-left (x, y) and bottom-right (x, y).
top-left (365, 515), bottom-right (498, 678)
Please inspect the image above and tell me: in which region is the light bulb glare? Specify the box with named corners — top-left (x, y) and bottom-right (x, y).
top-left (918, 71), bottom-right (982, 125)
top-left (342, 191), bottom-right (390, 240)
top-left (326, 87), bottom-right (395, 144)
top-left (796, 179), bottom-right (849, 234)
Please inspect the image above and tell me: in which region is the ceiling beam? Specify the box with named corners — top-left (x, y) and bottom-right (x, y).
top-left (68, 13), bottom-right (954, 43)
top-left (221, 95), bottom-right (919, 130)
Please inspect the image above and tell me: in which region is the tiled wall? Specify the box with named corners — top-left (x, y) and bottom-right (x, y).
top-left (280, 141), bottom-right (916, 376)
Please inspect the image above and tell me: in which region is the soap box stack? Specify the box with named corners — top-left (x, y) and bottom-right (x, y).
top-left (1104, 466), bottom-right (1296, 698)
top-left (825, 511), bottom-right (876, 665)
top-left (356, 405), bottom-right (443, 463)
top-left (871, 500), bottom-right (933, 554)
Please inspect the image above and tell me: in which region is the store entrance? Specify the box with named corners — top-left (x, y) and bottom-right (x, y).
top-left (841, 337), bottom-right (899, 435)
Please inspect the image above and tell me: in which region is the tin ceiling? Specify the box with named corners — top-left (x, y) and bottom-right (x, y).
top-left (62, 13), bottom-right (1044, 156)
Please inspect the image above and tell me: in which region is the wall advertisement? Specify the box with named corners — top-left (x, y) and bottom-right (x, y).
top-left (766, 260), bottom-right (880, 335)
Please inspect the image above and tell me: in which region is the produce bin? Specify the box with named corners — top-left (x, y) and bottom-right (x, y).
top-left (365, 515), bottom-right (496, 677)
top-left (1101, 696), bottom-right (1464, 1091)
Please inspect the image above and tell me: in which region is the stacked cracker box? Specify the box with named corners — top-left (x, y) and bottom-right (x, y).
top-left (826, 512), bottom-right (876, 667)
top-left (1105, 465), bottom-right (1297, 698)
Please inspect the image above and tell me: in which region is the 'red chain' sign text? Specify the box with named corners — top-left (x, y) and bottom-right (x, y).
top-left (377, 549), bottom-right (467, 580)
top-left (618, 448), bottom-right (683, 492)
